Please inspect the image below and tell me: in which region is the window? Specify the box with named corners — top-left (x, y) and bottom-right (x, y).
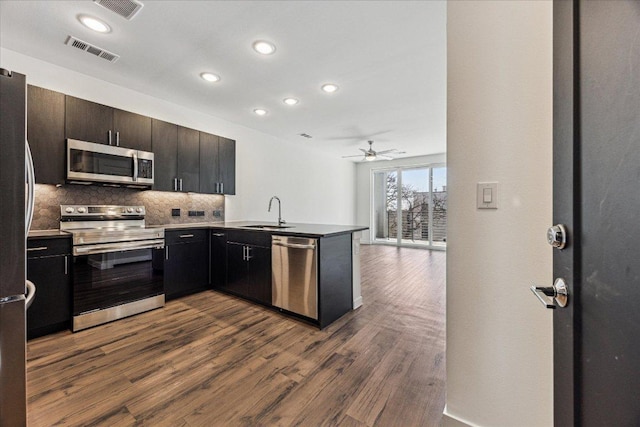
top-left (372, 165), bottom-right (447, 249)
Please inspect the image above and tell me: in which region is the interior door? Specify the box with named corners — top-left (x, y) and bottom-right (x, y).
top-left (552, 1), bottom-right (640, 425)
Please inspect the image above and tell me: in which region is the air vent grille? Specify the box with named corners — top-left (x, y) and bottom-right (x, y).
top-left (94, 0), bottom-right (144, 20)
top-left (65, 36), bottom-right (120, 63)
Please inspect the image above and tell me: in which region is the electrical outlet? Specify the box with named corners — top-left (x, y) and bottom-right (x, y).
top-left (171, 208), bottom-right (181, 217)
top-left (213, 210), bottom-right (221, 218)
top-left (188, 210), bottom-right (197, 217)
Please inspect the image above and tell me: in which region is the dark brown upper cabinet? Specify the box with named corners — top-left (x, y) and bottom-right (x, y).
top-left (151, 119), bottom-right (178, 191)
top-left (200, 132), bottom-right (236, 195)
top-left (27, 85), bottom-right (66, 185)
top-left (177, 126), bottom-right (200, 192)
top-left (65, 96), bottom-right (151, 151)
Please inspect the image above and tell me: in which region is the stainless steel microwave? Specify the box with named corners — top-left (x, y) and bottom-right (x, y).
top-left (66, 139), bottom-right (154, 187)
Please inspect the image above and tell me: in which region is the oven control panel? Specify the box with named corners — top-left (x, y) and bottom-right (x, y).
top-left (61, 205), bottom-right (145, 218)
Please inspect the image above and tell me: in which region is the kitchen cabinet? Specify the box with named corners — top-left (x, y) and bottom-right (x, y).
top-left (210, 229), bottom-right (227, 289)
top-left (151, 122), bottom-right (201, 192)
top-left (200, 132), bottom-right (236, 195)
top-left (151, 119), bottom-right (178, 191)
top-left (224, 230), bottom-right (271, 305)
top-left (26, 236), bottom-right (72, 339)
top-left (27, 85), bottom-right (66, 185)
top-left (178, 126), bottom-right (200, 192)
top-left (162, 229), bottom-right (209, 300)
top-left (65, 96), bottom-right (151, 151)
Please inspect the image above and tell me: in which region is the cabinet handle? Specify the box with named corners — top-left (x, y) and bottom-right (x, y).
top-left (165, 245), bottom-right (169, 260)
top-left (64, 255), bottom-right (68, 275)
top-left (212, 233), bottom-right (225, 237)
top-left (220, 182), bottom-right (224, 194)
top-left (179, 179), bottom-right (183, 192)
top-left (245, 246), bottom-right (253, 261)
top-left (116, 131), bottom-right (120, 147)
top-left (27, 246), bottom-right (48, 252)
top-left (180, 234), bottom-right (194, 238)
top-left (108, 130), bottom-right (112, 145)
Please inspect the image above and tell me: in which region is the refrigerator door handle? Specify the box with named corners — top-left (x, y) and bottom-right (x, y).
top-left (25, 140), bottom-right (35, 239)
top-left (25, 280), bottom-right (36, 310)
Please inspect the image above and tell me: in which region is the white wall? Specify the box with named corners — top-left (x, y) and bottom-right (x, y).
top-left (445, 2), bottom-right (553, 427)
top-left (355, 153), bottom-right (446, 243)
top-left (1, 48), bottom-right (356, 225)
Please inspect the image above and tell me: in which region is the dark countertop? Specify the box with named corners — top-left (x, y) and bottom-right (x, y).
top-left (28, 229), bottom-right (71, 239)
top-left (29, 222), bottom-right (368, 239)
top-left (155, 221), bottom-right (368, 238)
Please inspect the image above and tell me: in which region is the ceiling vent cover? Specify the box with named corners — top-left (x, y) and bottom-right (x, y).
top-left (93, 0), bottom-right (144, 20)
top-left (65, 36), bottom-right (120, 63)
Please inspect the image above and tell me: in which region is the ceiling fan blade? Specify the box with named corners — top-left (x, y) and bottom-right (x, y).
top-left (378, 155), bottom-right (395, 160)
top-left (359, 148), bottom-right (368, 154)
top-left (342, 154), bottom-right (365, 158)
top-left (376, 149), bottom-right (400, 155)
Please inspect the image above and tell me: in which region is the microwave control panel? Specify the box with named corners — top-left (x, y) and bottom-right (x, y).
top-left (138, 158), bottom-right (153, 179)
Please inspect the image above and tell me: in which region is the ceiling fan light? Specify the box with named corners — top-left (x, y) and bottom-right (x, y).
top-left (365, 154), bottom-right (376, 161)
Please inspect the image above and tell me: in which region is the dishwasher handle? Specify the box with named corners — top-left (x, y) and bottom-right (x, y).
top-left (272, 241), bottom-right (316, 250)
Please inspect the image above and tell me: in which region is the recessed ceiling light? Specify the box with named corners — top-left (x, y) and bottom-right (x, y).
top-left (321, 83), bottom-right (339, 93)
top-left (78, 15), bottom-right (111, 33)
top-left (252, 40), bottom-right (276, 55)
top-left (254, 109), bottom-right (268, 116)
top-left (200, 72), bottom-right (221, 83)
top-left (283, 98), bottom-right (299, 106)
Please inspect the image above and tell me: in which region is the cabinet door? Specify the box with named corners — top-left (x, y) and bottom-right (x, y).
top-left (247, 246), bottom-right (271, 305)
top-left (113, 109), bottom-right (151, 151)
top-left (164, 241), bottom-right (209, 300)
top-left (210, 231), bottom-right (227, 288)
top-left (152, 119), bottom-right (178, 191)
top-left (27, 85), bottom-right (66, 184)
top-left (219, 137), bottom-right (236, 195)
top-left (177, 126), bottom-right (200, 192)
top-left (225, 242), bottom-right (249, 297)
top-left (65, 96), bottom-right (113, 144)
top-left (199, 132), bottom-right (220, 194)
top-left (27, 255), bottom-right (71, 338)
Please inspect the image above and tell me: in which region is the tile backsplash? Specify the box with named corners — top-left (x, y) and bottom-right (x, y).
top-left (33, 184), bottom-right (225, 230)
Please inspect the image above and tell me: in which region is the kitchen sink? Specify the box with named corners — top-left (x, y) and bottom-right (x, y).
top-left (244, 224), bottom-right (294, 229)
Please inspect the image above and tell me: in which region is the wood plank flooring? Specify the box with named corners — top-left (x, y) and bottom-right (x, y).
top-left (26, 245), bottom-right (446, 426)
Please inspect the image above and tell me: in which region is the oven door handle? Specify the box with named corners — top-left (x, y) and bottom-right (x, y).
top-left (73, 239), bottom-right (165, 256)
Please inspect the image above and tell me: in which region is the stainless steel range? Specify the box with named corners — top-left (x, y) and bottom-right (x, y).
top-left (60, 205), bottom-right (165, 331)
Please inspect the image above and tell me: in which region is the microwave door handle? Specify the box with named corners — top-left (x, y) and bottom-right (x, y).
top-left (133, 152), bottom-right (138, 182)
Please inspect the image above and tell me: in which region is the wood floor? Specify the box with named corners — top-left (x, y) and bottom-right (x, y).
top-left (26, 245), bottom-right (446, 426)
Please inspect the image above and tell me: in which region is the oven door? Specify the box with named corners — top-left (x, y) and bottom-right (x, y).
top-left (72, 242), bottom-right (164, 330)
top-left (67, 138), bottom-right (137, 185)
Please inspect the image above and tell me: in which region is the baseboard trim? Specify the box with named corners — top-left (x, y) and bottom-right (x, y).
top-left (353, 296), bottom-right (363, 309)
top-left (442, 407), bottom-right (477, 427)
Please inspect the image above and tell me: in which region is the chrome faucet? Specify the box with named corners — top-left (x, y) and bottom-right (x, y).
top-left (268, 196), bottom-right (285, 225)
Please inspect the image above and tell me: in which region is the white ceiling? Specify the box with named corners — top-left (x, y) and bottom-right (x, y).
top-left (0, 0), bottom-right (446, 161)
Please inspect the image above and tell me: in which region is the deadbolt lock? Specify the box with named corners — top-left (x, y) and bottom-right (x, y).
top-left (547, 224), bottom-right (567, 250)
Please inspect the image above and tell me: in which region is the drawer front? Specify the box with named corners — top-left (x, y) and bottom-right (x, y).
top-left (165, 228), bottom-right (208, 245)
top-left (27, 237), bottom-right (72, 258)
top-left (227, 230), bottom-right (271, 247)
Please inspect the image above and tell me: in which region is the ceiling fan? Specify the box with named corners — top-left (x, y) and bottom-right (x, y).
top-left (341, 140), bottom-right (405, 162)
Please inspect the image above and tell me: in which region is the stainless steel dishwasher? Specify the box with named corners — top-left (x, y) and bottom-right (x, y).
top-left (271, 235), bottom-right (318, 320)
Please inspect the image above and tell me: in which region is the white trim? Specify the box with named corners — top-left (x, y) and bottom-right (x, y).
top-left (442, 407), bottom-right (479, 427)
top-left (353, 296), bottom-right (363, 309)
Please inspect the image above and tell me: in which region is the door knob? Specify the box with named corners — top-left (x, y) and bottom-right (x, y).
top-left (530, 278), bottom-right (569, 309)
top-left (547, 224), bottom-right (567, 249)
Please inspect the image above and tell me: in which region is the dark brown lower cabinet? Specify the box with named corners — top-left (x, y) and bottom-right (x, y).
top-left (26, 236), bottom-right (72, 339)
top-left (161, 229), bottom-right (209, 300)
top-left (223, 233), bottom-right (271, 305)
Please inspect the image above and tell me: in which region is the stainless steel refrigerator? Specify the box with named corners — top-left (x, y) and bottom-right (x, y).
top-left (1, 68), bottom-right (36, 425)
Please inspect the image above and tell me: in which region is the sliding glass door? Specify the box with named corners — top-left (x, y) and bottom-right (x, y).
top-left (372, 165), bottom-right (447, 249)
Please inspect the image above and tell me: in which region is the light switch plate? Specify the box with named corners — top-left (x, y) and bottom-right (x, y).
top-left (477, 182), bottom-right (498, 209)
